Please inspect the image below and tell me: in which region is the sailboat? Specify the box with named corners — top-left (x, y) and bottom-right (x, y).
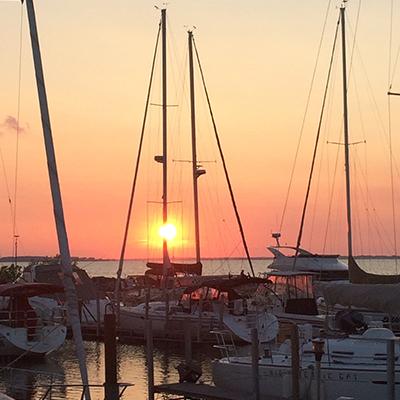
top-left (212, 6), bottom-right (400, 398)
top-left (117, 9), bottom-right (278, 343)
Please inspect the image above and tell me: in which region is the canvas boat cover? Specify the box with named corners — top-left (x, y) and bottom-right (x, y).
top-left (318, 281), bottom-right (400, 315)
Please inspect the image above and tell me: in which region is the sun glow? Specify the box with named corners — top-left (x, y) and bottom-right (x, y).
top-left (158, 223), bottom-right (177, 242)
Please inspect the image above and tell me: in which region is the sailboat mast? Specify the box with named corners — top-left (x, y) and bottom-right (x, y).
top-left (23, 0), bottom-right (91, 398)
top-left (161, 9), bottom-right (169, 281)
top-left (188, 31), bottom-right (201, 263)
top-left (340, 4), bottom-right (354, 260)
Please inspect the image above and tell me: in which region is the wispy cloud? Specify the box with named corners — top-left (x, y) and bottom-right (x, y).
top-left (0, 116), bottom-right (27, 135)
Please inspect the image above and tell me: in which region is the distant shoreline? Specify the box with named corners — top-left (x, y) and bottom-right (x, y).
top-left (1, 255), bottom-right (400, 263)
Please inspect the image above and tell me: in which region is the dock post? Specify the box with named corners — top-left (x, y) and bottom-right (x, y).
top-left (251, 328), bottom-right (260, 400)
top-left (291, 324), bottom-right (300, 400)
top-left (145, 288), bottom-right (150, 320)
top-left (197, 298), bottom-right (203, 342)
top-left (104, 313), bottom-right (119, 400)
top-left (146, 320), bottom-right (155, 400)
top-left (218, 295), bottom-right (224, 329)
top-left (387, 338), bottom-right (395, 400)
top-left (165, 291), bottom-right (170, 323)
top-left (184, 322), bottom-right (192, 365)
top-left (96, 292), bottom-right (101, 338)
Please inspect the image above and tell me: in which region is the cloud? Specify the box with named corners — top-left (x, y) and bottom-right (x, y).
top-left (1, 116), bottom-right (26, 134)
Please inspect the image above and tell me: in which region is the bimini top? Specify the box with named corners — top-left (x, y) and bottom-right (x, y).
top-left (183, 275), bottom-right (266, 295)
top-left (0, 283), bottom-right (64, 298)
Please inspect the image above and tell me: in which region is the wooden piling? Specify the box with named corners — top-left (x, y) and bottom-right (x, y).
top-left (145, 288), bottom-right (150, 320)
top-left (96, 292), bottom-right (101, 338)
top-left (184, 322), bottom-right (192, 365)
top-left (218, 295), bottom-right (224, 329)
top-left (251, 328), bottom-right (260, 400)
top-left (104, 313), bottom-right (119, 400)
top-left (146, 320), bottom-right (155, 400)
top-left (387, 339), bottom-right (395, 400)
top-left (290, 324), bottom-right (300, 400)
top-left (165, 291), bottom-right (170, 324)
top-left (197, 298), bottom-right (203, 342)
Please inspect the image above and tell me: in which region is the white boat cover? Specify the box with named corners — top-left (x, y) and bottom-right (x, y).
top-left (318, 282), bottom-right (400, 315)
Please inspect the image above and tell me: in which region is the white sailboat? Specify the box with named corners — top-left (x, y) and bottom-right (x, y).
top-left (117, 9), bottom-right (270, 342)
top-left (0, 283), bottom-right (66, 357)
top-left (213, 327), bottom-right (400, 400)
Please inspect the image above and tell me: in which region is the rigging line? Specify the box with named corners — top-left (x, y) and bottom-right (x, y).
top-left (322, 126), bottom-right (342, 254)
top-left (115, 22), bottom-right (161, 312)
top-left (389, 0), bottom-right (394, 88)
top-left (292, 14), bottom-right (340, 270)
top-left (346, 0), bottom-right (362, 80)
top-left (192, 37), bottom-right (255, 277)
top-left (13, 3), bottom-right (24, 252)
top-left (0, 146), bottom-right (13, 225)
top-left (388, 94), bottom-right (398, 270)
top-left (387, 0), bottom-right (398, 271)
top-left (278, 0), bottom-right (332, 233)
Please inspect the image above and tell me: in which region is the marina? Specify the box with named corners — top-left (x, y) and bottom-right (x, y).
top-left (2, 0), bottom-right (400, 399)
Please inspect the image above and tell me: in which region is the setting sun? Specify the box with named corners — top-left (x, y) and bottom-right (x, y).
top-left (158, 223), bottom-right (177, 242)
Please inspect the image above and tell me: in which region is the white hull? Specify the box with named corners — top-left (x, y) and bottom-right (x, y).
top-left (213, 357), bottom-right (400, 400)
top-left (119, 302), bottom-right (278, 343)
top-left (267, 246), bottom-right (348, 281)
top-left (0, 324), bottom-right (66, 357)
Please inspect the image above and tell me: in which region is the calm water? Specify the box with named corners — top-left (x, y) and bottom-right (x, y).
top-left (0, 258), bottom-right (398, 399)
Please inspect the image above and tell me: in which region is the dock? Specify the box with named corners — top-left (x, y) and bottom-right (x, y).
top-left (154, 382), bottom-right (254, 400)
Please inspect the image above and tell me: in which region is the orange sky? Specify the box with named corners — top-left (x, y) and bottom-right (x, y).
top-left (1, 0), bottom-right (400, 260)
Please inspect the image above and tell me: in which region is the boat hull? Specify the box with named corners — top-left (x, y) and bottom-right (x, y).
top-left (213, 358), bottom-right (400, 400)
top-left (0, 324), bottom-right (66, 357)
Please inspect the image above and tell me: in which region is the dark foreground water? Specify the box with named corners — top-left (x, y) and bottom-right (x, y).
top-left (0, 339), bottom-right (217, 400)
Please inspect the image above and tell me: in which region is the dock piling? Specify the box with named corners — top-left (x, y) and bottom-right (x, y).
top-left (96, 292), bottom-right (101, 338)
top-left (291, 324), bottom-right (300, 400)
top-left (146, 320), bottom-right (155, 400)
top-left (104, 313), bottom-right (119, 400)
top-left (251, 328), bottom-right (260, 400)
top-left (387, 338), bottom-right (395, 400)
top-left (184, 322), bottom-right (192, 365)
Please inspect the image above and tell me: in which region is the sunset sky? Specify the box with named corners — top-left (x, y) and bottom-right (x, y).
top-left (1, 0), bottom-right (400, 260)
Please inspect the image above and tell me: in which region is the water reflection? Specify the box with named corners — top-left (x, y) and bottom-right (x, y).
top-left (0, 340), bottom-right (216, 399)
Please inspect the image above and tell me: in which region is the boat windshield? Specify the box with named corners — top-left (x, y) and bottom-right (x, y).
top-left (269, 274), bottom-right (313, 299)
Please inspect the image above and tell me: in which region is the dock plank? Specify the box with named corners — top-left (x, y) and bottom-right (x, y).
top-left (154, 382), bottom-right (250, 400)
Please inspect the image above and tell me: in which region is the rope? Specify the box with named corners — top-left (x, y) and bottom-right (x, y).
top-left (292, 14), bottom-right (340, 270)
top-left (279, 0), bottom-right (332, 233)
top-left (192, 36), bottom-right (255, 277)
top-left (114, 22), bottom-right (161, 314)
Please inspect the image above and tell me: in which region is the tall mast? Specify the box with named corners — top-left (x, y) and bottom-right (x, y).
top-left (161, 8), bottom-right (169, 281)
top-left (188, 31), bottom-right (202, 263)
top-left (340, 4), bottom-right (354, 260)
top-left (23, 1), bottom-right (91, 398)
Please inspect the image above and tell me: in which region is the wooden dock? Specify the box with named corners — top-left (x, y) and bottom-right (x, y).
top-left (154, 382), bottom-right (249, 400)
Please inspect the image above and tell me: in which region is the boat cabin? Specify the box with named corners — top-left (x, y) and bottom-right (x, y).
top-left (0, 283), bottom-right (64, 339)
top-left (179, 276), bottom-right (266, 315)
top-left (266, 271), bottom-right (318, 316)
